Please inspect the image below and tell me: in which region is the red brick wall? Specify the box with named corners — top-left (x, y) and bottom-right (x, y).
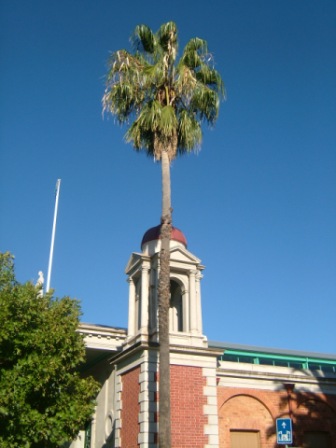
top-left (217, 386), bottom-right (336, 448)
top-left (121, 367), bottom-right (140, 448)
top-left (170, 365), bottom-right (208, 448)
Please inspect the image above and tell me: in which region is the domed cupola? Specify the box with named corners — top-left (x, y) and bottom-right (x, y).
top-left (125, 224), bottom-right (207, 348)
top-left (141, 224), bottom-right (187, 256)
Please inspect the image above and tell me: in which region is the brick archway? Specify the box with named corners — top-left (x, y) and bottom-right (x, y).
top-left (218, 394), bottom-right (276, 448)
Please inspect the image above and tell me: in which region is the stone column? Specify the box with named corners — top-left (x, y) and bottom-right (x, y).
top-left (127, 277), bottom-right (135, 337)
top-left (140, 264), bottom-right (150, 333)
top-left (196, 271), bottom-right (203, 334)
top-left (182, 287), bottom-right (189, 333)
top-left (149, 267), bottom-right (157, 334)
top-left (189, 270), bottom-right (198, 334)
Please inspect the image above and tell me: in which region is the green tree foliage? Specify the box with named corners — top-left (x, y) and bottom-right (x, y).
top-left (0, 252), bottom-right (99, 448)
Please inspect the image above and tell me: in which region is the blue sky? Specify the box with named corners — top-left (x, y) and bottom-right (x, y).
top-left (1, 0), bottom-right (335, 354)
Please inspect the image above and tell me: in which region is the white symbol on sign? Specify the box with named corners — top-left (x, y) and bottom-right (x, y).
top-left (282, 422), bottom-right (287, 429)
top-left (278, 430), bottom-right (291, 441)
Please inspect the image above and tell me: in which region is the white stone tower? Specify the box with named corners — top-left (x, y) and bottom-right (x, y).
top-left (125, 224), bottom-right (208, 349)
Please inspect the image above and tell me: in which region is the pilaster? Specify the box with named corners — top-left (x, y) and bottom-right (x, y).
top-left (140, 263), bottom-right (150, 334)
top-left (138, 352), bottom-right (158, 448)
top-left (127, 277), bottom-right (135, 337)
top-left (203, 367), bottom-right (220, 448)
top-left (114, 373), bottom-right (122, 448)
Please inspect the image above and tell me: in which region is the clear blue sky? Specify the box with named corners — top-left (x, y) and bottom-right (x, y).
top-left (1, 0), bottom-right (335, 354)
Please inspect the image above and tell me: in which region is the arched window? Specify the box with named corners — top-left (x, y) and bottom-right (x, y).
top-left (170, 280), bottom-right (183, 332)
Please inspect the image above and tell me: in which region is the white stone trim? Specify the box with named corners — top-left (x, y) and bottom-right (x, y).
top-left (79, 323), bottom-right (126, 351)
top-left (202, 366), bottom-right (219, 448)
top-left (217, 361), bottom-right (336, 394)
top-left (114, 373), bottom-right (122, 448)
top-left (170, 351), bottom-right (219, 369)
top-left (138, 353), bottom-right (158, 448)
top-left (116, 351), bottom-right (144, 375)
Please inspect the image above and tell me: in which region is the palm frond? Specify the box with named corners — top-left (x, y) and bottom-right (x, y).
top-left (180, 37), bottom-right (208, 69)
top-left (139, 100), bottom-right (162, 130)
top-left (103, 50), bottom-right (151, 121)
top-left (160, 105), bottom-right (178, 136)
top-left (177, 110), bottom-right (202, 151)
top-left (102, 84), bottom-right (132, 122)
top-left (103, 22), bottom-right (224, 157)
top-left (126, 120), bottom-right (154, 152)
top-left (143, 62), bottom-right (165, 87)
top-left (157, 22), bottom-right (178, 53)
top-left (184, 37), bottom-right (208, 54)
top-left (190, 86), bottom-right (220, 124)
top-left (105, 50), bottom-right (146, 83)
top-left (175, 65), bottom-right (197, 102)
top-left (132, 24), bottom-right (156, 54)
top-left (196, 66), bottom-right (225, 95)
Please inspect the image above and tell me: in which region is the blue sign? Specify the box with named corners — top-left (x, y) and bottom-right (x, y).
top-left (276, 418), bottom-right (293, 444)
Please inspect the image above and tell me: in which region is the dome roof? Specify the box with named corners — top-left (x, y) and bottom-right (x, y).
top-left (141, 224), bottom-right (187, 249)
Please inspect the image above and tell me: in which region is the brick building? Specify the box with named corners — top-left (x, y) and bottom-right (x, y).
top-left (71, 225), bottom-right (336, 448)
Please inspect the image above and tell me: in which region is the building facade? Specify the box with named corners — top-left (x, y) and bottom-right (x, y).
top-left (72, 226), bottom-right (336, 448)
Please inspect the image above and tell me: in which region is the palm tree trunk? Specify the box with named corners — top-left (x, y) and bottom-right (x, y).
top-left (158, 148), bottom-right (172, 448)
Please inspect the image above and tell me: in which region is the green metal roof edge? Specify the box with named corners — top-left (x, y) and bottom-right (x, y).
top-left (222, 349), bottom-right (336, 365)
top-left (209, 340), bottom-right (336, 363)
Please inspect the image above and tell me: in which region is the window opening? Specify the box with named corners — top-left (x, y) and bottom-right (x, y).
top-left (170, 280), bottom-right (183, 332)
top-left (84, 421), bottom-right (92, 448)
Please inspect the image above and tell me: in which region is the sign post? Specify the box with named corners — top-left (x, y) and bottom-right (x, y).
top-left (276, 418), bottom-right (293, 446)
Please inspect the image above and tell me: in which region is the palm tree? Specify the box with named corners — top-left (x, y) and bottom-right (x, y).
top-left (102, 21), bottom-right (224, 447)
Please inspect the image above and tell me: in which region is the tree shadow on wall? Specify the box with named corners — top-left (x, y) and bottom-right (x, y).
top-left (102, 420), bottom-right (116, 448)
top-left (266, 368), bottom-right (336, 448)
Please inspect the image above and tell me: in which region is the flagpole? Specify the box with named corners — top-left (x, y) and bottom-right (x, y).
top-left (46, 179), bottom-right (61, 293)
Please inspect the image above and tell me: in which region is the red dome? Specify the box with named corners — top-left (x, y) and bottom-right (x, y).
top-left (141, 224), bottom-right (187, 248)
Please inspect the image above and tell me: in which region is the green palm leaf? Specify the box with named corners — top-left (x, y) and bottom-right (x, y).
top-left (132, 25), bottom-right (156, 54)
top-left (103, 21), bottom-right (224, 159)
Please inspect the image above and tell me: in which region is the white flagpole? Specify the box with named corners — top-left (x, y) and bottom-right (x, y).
top-left (46, 179), bottom-right (61, 293)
